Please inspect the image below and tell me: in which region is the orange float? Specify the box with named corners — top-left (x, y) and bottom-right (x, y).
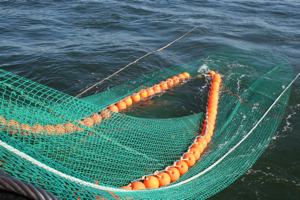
top-left (64, 123), bottom-right (76, 133)
top-left (143, 176), bottom-right (159, 189)
top-left (131, 181), bottom-right (146, 190)
top-left (159, 81), bottom-right (168, 90)
top-left (146, 87), bottom-right (154, 96)
top-left (55, 124), bottom-right (66, 134)
top-left (116, 101), bottom-right (127, 110)
top-left (191, 142), bottom-right (204, 154)
top-left (121, 186), bottom-right (132, 190)
top-left (91, 113), bottom-right (102, 124)
top-left (175, 161), bottom-right (189, 175)
top-left (131, 93), bottom-right (141, 102)
top-left (196, 137), bottom-right (208, 149)
top-left (177, 74), bottom-right (185, 82)
top-left (166, 78), bottom-right (174, 87)
top-left (183, 153), bottom-right (196, 167)
top-left (166, 168), bottom-right (180, 182)
top-left (189, 148), bottom-right (201, 160)
top-left (139, 89), bottom-right (148, 98)
top-left (31, 124), bottom-right (43, 134)
top-left (108, 105), bottom-right (119, 113)
top-left (172, 76), bottom-right (180, 84)
top-left (124, 97), bottom-right (133, 106)
top-left (44, 125), bottom-right (56, 134)
top-left (156, 172), bottom-right (171, 187)
top-left (153, 84), bottom-right (161, 93)
top-left (209, 70), bottom-right (216, 76)
top-left (83, 117), bottom-right (94, 128)
top-left (183, 72), bottom-right (190, 79)
top-left (213, 74), bottom-right (221, 83)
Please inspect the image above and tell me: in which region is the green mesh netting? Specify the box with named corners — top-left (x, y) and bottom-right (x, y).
top-left (0, 47), bottom-right (293, 200)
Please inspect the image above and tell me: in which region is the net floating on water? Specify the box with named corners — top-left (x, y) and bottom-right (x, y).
top-left (0, 48), bottom-right (294, 199)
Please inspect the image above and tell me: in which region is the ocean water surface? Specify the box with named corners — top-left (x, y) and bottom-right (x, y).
top-left (0, 1), bottom-right (299, 199)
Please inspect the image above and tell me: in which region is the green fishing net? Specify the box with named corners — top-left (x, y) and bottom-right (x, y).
top-left (0, 47), bottom-right (293, 199)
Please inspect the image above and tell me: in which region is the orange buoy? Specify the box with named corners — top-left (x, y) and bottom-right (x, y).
top-left (139, 89), bottom-right (148, 98)
top-left (209, 97), bottom-right (218, 107)
top-left (166, 167), bottom-right (180, 182)
top-left (172, 76), bottom-right (180, 84)
top-left (143, 176), bottom-right (159, 189)
top-left (54, 124), bottom-right (66, 134)
top-left (159, 81), bottom-right (168, 90)
top-left (146, 87), bottom-right (154, 96)
top-left (121, 186), bottom-right (132, 190)
top-left (183, 153), bottom-right (196, 167)
top-left (211, 82), bottom-right (220, 91)
top-left (44, 125), bottom-right (56, 134)
top-left (20, 124), bottom-right (31, 136)
top-left (204, 134), bottom-right (212, 143)
top-left (108, 105), bottom-right (119, 113)
top-left (177, 74), bottom-right (185, 82)
top-left (175, 161), bottom-right (189, 175)
top-left (64, 123), bottom-right (76, 133)
top-left (131, 181), bottom-right (146, 190)
top-left (131, 93), bottom-right (141, 102)
top-left (124, 97), bottom-right (133, 106)
top-left (91, 113), bottom-right (102, 124)
top-left (8, 120), bottom-right (19, 133)
top-left (213, 74), bottom-right (221, 83)
top-left (183, 72), bottom-right (190, 79)
top-left (189, 148), bottom-right (201, 160)
top-left (83, 117), bottom-right (94, 128)
top-left (116, 101), bottom-right (127, 110)
top-left (208, 108), bottom-right (217, 116)
top-left (0, 117), bottom-right (7, 130)
top-left (209, 71), bottom-right (216, 76)
top-left (156, 172), bottom-right (171, 187)
top-left (31, 124), bottom-right (43, 134)
top-left (196, 137), bottom-right (208, 149)
top-left (209, 93), bottom-right (219, 102)
top-left (206, 128), bottom-right (214, 137)
top-left (191, 142), bottom-right (204, 154)
top-left (166, 78), bottom-right (174, 87)
top-left (101, 109), bottom-right (111, 119)
top-left (153, 84), bottom-right (161, 93)
top-left (74, 121), bottom-right (85, 132)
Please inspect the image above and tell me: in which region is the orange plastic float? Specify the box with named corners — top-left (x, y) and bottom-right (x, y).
top-left (177, 74), bottom-right (185, 82)
top-left (166, 78), bottom-right (174, 87)
top-left (159, 81), bottom-right (168, 90)
top-left (172, 76), bottom-right (180, 84)
top-left (131, 181), bottom-right (146, 190)
top-left (183, 153), bottom-right (196, 167)
top-left (146, 87), bottom-right (154, 96)
top-left (116, 101), bottom-right (127, 110)
top-left (124, 97), bottom-right (133, 106)
top-left (108, 105), bottom-right (119, 113)
top-left (153, 84), bottom-right (161, 93)
top-left (143, 176), bottom-right (159, 189)
top-left (183, 72), bottom-right (190, 79)
top-left (139, 89), bottom-right (148, 98)
top-left (131, 93), bottom-right (140, 102)
top-left (166, 168), bottom-right (180, 182)
top-left (156, 172), bottom-right (171, 187)
top-left (189, 148), bottom-right (201, 160)
top-left (175, 161), bottom-right (189, 175)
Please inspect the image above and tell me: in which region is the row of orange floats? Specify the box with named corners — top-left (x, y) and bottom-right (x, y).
top-left (107, 72), bottom-right (191, 113)
top-left (120, 71), bottom-right (221, 190)
top-left (0, 72), bottom-right (191, 136)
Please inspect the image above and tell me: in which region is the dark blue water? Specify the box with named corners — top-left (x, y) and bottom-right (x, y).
top-left (0, 1), bottom-right (300, 199)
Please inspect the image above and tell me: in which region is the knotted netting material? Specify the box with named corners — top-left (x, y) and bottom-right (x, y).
top-left (0, 47), bottom-right (293, 199)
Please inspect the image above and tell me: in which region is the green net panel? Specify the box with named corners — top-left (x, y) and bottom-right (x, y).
top-left (0, 47), bottom-right (293, 199)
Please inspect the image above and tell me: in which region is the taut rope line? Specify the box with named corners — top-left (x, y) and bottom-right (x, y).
top-left (75, 19), bottom-right (222, 98)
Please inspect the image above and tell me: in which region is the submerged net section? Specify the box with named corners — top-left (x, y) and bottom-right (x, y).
top-left (0, 47), bottom-right (294, 199)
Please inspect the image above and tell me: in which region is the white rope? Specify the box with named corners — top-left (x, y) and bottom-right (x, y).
top-left (0, 73), bottom-right (298, 193)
